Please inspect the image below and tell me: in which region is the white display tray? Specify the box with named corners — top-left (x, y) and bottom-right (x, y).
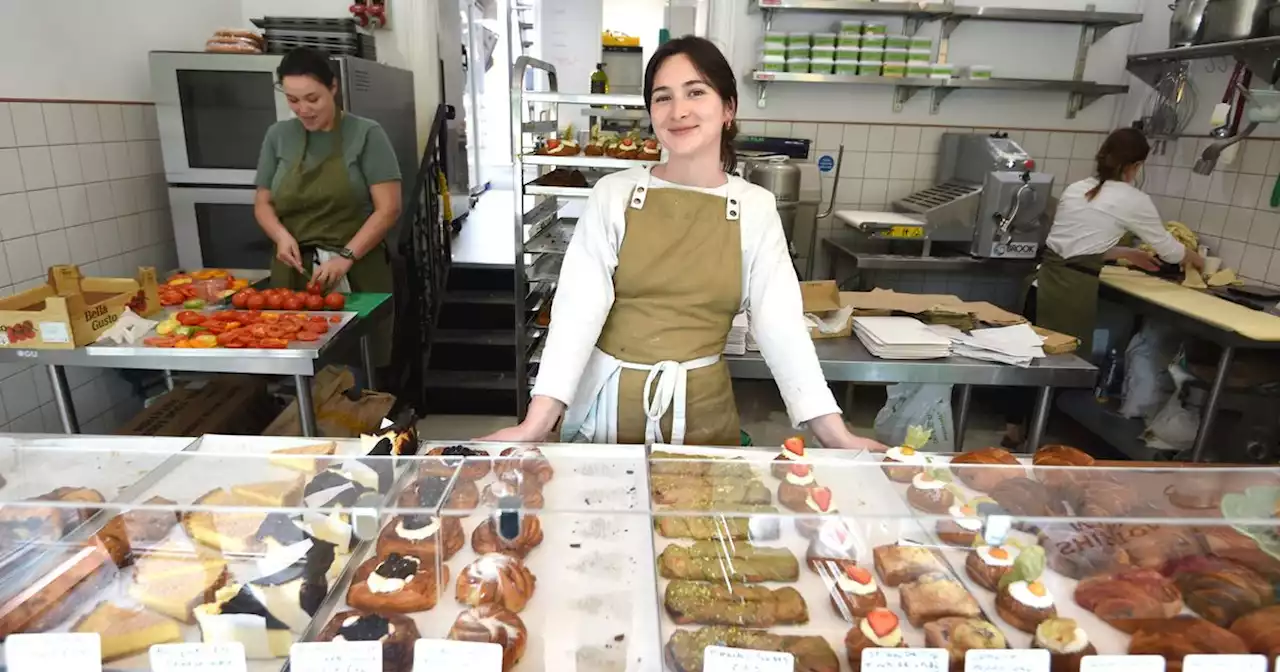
top-left (0, 434), bottom-right (194, 502)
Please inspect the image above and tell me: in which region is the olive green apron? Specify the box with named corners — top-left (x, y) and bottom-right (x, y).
top-left (270, 115), bottom-right (394, 366)
top-left (593, 177), bottom-right (743, 446)
top-left (1030, 248), bottom-right (1106, 357)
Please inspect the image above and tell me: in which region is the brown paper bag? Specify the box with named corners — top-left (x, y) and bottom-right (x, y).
top-left (264, 366), bottom-right (397, 437)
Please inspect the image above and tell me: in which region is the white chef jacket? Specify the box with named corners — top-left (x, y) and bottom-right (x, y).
top-left (1046, 177), bottom-right (1186, 263)
top-left (531, 166), bottom-right (842, 429)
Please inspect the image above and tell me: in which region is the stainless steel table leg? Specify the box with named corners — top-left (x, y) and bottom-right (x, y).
top-left (163, 370), bottom-right (175, 391)
top-left (1192, 345), bottom-right (1234, 462)
top-left (1025, 386), bottom-right (1053, 453)
top-left (296, 374), bottom-right (318, 438)
top-left (360, 334), bottom-right (378, 391)
top-left (48, 365), bottom-right (80, 433)
top-left (954, 384), bottom-right (972, 452)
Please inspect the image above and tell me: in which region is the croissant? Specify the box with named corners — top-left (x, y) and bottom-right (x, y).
top-left (448, 604), bottom-right (528, 672)
top-left (494, 446), bottom-right (555, 485)
top-left (1198, 527), bottom-right (1280, 582)
top-left (1077, 481), bottom-right (1134, 518)
top-left (1124, 526), bottom-right (1204, 570)
top-left (1161, 555), bottom-right (1273, 628)
top-left (456, 553), bottom-right (537, 613)
top-left (1128, 617), bottom-right (1249, 672)
top-left (471, 515), bottom-right (544, 558)
top-left (950, 447), bottom-right (1024, 493)
top-left (1073, 568), bottom-right (1184, 632)
top-left (1032, 445), bottom-right (1098, 495)
top-left (991, 478), bottom-right (1069, 518)
top-left (1229, 604), bottom-right (1280, 658)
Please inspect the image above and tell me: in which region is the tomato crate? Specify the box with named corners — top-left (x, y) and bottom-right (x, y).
top-left (0, 265), bottom-right (161, 349)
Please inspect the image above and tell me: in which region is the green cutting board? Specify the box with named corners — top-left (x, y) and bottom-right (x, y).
top-left (343, 292), bottom-right (392, 319)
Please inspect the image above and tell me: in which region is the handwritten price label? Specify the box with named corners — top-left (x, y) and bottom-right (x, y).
top-left (965, 649), bottom-right (1050, 672)
top-left (1183, 655), bottom-right (1268, 672)
top-left (290, 641), bottom-right (382, 672)
top-left (1081, 655), bottom-right (1165, 672)
top-left (861, 648), bottom-right (949, 671)
top-left (703, 646), bottom-right (793, 672)
top-left (5, 633), bottom-right (101, 672)
top-left (414, 639), bottom-right (503, 671)
top-left (150, 643), bottom-right (247, 671)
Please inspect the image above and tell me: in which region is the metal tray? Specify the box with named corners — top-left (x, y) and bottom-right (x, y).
top-left (525, 220), bottom-right (576, 255)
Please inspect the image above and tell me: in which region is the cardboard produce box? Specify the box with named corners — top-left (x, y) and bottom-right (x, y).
top-left (116, 375), bottom-right (272, 437)
top-left (0, 265), bottom-right (161, 349)
top-left (800, 281), bottom-right (855, 339)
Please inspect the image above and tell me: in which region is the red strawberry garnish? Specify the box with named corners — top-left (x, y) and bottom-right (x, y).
top-left (810, 487), bottom-right (833, 512)
top-left (866, 609), bottom-right (899, 637)
top-left (547, 139), bottom-right (561, 149)
top-left (789, 463), bottom-right (812, 478)
top-left (844, 565), bottom-right (872, 584)
top-left (644, 139), bottom-right (658, 149)
top-left (783, 436), bottom-right (805, 457)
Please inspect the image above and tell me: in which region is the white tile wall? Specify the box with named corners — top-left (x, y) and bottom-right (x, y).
top-left (0, 100), bottom-right (176, 434)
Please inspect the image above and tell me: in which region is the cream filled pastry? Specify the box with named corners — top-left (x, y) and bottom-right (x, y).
top-left (977, 545), bottom-right (1018, 567)
top-left (836, 565), bottom-right (880, 595)
top-left (845, 608), bottom-right (907, 669)
top-left (771, 436), bottom-right (808, 478)
top-left (911, 472), bottom-right (947, 490)
top-left (994, 546), bottom-right (1056, 633)
top-left (796, 487), bottom-right (838, 539)
top-left (1007, 580), bottom-right (1054, 609)
top-left (907, 470), bottom-right (955, 514)
top-left (346, 551), bottom-right (447, 613)
top-left (948, 503), bottom-right (984, 531)
top-left (966, 544), bottom-right (1019, 591)
top-left (785, 464), bottom-right (817, 487)
top-left (1036, 619), bottom-right (1090, 654)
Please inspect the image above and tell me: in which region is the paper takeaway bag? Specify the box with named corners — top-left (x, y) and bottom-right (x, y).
top-left (265, 365), bottom-right (396, 437)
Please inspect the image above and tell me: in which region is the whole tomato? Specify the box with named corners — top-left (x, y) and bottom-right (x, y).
top-left (306, 280), bottom-right (324, 295)
top-left (283, 295), bottom-right (305, 311)
top-left (176, 311), bottom-right (205, 326)
top-left (265, 293), bottom-right (285, 310)
top-left (246, 294), bottom-right (267, 310)
top-left (231, 291), bottom-right (250, 309)
top-left (305, 294), bottom-right (325, 311)
top-left (324, 292), bottom-right (346, 310)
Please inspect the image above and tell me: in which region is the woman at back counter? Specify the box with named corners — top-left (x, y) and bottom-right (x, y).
top-left (483, 37), bottom-right (882, 451)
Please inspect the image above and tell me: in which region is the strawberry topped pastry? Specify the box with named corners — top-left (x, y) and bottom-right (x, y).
top-left (613, 135), bottom-right (640, 159)
top-left (583, 125), bottom-right (605, 156)
top-left (772, 436), bottom-right (807, 478)
top-left (882, 426), bottom-right (934, 483)
top-left (906, 468), bottom-right (955, 514)
top-left (828, 564), bottom-right (888, 622)
top-left (806, 519), bottom-right (859, 571)
top-left (796, 486), bottom-right (838, 539)
top-left (640, 138), bottom-right (661, 161)
top-left (995, 546), bottom-right (1057, 633)
top-left (845, 608), bottom-right (907, 669)
top-left (778, 463), bottom-right (820, 512)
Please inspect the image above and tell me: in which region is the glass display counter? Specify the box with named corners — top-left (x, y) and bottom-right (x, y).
top-left (0, 434), bottom-right (1275, 672)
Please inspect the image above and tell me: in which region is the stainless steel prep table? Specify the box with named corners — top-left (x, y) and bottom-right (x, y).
top-left (726, 337), bottom-right (1097, 450)
top-left (0, 298), bottom-right (392, 437)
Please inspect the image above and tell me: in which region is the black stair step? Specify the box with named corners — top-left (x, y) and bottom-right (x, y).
top-left (428, 342), bottom-right (516, 372)
top-left (447, 263), bottom-right (515, 293)
top-left (444, 289), bottom-right (515, 305)
top-left (424, 387), bottom-right (517, 415)
top-left (433, 328), bottom-right (517, 346)
top-left (424, 370), bottom-right (519, 390)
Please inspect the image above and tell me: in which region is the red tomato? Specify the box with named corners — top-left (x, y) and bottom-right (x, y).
top-left (258, 338), bottom-right (289, 349)
top-left (246, 294), bottom-right (266, 310)
top-left (231, 292), bottom-right (249, 309)
top-left (324, 292), bottom-right (346, 310)
top-left (249, 324), bottom-right (269, 338)
top-left (306, 280), bottom-right (324, 295)
top-left (303, 321), bottom-right (329, 334)
top-left (305, 294), bottom-right (325, 310)
top-left (215, 330), bottom-right (240, 346)
top-left (295, 331), bottom-right (320, 342)
top-left (329, 315), bottom-right (342, 323)
top-left (176, 311), bottom-right (205, 326)
top-left (265, 293), bottom-right (284, 310)
top-left (212, 311), bottom-right (238, 322)
top-left (283, 295), bottom-right (305, 311)
top-left (144, 336), bottom-right (179, 348)
top-left (224, 341), bottom-right (245, 348)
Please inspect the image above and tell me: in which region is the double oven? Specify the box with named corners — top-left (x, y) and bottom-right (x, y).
top-left (149, 52), bottom-right (417, 270)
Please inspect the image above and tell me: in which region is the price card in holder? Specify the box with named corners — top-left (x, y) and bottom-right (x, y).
top-left (1183, 654), bottom-right (1268, 672)
top-left (703, 645), bottom-right (794, 672)
top-left (861, 648), bottom-right (949, 671)
top-left (290, 641), bottom-right (382, 672)
top-left (414, 639), bottom-right (503, 671)
top-left (150, 642), bottom-right (248, 671)
top-left (5, 633), bottom-right (102, 672)
top-left (965, 649), bottom-right (1050, 672)
top-left (1081, 654), bottom-right (1165, 672)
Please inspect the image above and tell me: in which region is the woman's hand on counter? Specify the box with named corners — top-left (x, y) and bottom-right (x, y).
top-left (1182, 247), bottom-right (1205, 271)
top-left (274, 232), bottom-right (305, 273)
top-left (807, 413), bottom-right (888, 452)
top-left (314, 256), bottom-right (354, 289)
top-left (476, 395), bottom-right (565, 443)
top-left (1106, 246), bottom-right (1160, 272)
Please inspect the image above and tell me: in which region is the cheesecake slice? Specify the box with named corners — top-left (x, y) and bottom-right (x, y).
top-left (129, 559), bottom-right (229, 624)
top-left (269, 442), bottom-right (337, 475)
top-left (231, 475), bottom-right (306, 508)
top-left (72, 602), bottom-right (182, 661)
top-left (183, 489), bottom-right (267, 554)
top-left (133, 545), bottom-right (227, 585)
top-left (194, 584), bottom-right (295, 659)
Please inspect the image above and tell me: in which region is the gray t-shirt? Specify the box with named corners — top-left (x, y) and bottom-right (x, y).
top-left (254, 113), bottom-right (401, 218)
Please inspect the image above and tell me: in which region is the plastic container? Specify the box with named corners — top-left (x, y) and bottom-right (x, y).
top-left (837, 34), bottom-right (862, 48)
top-left (908, 48), bottom-right (932, 64)
top-left (859, 60), bottom-right (883, 76)
top-left (839, 20), bottom-right (863, 35)
top-left (788, 32), bottom-right (811, 46)
top-left (884, 34), bottom-right (911, 49)
top-left (811, 45), bottom-right (837, 61)
top-left (860, 34), bottom-right (887, 49)
top-left (863, 22), bottom-right (887, 35)
top-left (968, 65), bottom-right (993, 79)
top-left (813, 32), bottom-right (838, 46)
top-left (761, 55), bottom-right (786, 72)
top-left (836, 45), bottom-right (862, 60)
top-left (786, 57), bottom-right (812, 73)
top-left (764, 31), bottom-right (788, 46)
top-left (910, 36), bottom-right (934, 50)
top-left (906, 64), bottom-right (931, 78)
top-left (930, 63), bottom-right (956, 79)
top-left (762, 43), bottom-right (788, 57)
top-left (882, 63), bottom-right (906, 78)
top-left (882, 47), bottom-right (909, 63)
top-left (834, 59), bottom-right (861, 75)
top-left (787, 44), bottom-right (811, 58)
top-left (810, 59), bottom-right (835, 74)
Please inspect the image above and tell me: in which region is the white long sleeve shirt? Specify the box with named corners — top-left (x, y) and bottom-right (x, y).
top-left (1046, 177), bottom-right (1186, 263)
top-left (531, 167), bottom-right (842, 427)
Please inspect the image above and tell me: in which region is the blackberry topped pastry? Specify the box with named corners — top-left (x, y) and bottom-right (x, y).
top-left (423, 445), bottom-right (491, 481)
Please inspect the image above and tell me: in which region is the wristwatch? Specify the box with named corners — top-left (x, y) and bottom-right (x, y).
top-left (338, 247), bottom-right (356, 261)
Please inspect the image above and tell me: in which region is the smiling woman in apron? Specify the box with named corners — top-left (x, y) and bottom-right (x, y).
top-left (482, 37), bottom-right (883, 451)
top-left (253, 47), bottom-right (401, 368)
top-left (1001, 127), bottom-right (1204, 448)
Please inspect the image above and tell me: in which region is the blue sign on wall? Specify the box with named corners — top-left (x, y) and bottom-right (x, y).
top-left (818, 154), bottom-right (835, 173)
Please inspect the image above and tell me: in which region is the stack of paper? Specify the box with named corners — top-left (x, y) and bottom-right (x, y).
top-left (852, 317), bottom-right (952, 360)
top-left (927, 323), bottom-right (1045, 367)
top-left (724, 313), bottom-right (749, 355)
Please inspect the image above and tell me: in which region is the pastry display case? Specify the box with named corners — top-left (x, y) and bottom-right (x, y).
top-left (0, 432), bottom-right (1277, 672)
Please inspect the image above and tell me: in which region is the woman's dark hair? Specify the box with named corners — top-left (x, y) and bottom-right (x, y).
top-left (643, 36), bottom-right (739, 174)
top-left (276, 47), bottom-right (336, 88)
top-left (1087, 128), bottom-right (1150, 201)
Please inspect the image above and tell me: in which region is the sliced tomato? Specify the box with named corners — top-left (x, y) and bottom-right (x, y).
top-left (212, 311), bottom-right (238, 322)
top-left (257, 337), bottom-right (289, 349)
top-left (224, 341), bottom-right (245, 348)
top-left (303, 321), bottom-right (329, 334)
top-left (295, 331), bottom-right (320, 342)
top-left (175, 311), bottom-right (205, 326)
top-left (330, 315), bottom-right (342, 323)
top-left (144, 336), bottom-right (179, 348)
top-left (215, 330), bottom-right (242, 346)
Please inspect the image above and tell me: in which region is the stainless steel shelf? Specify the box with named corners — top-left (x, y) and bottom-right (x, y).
top-left (522, 154), bottom-right (658, 169)
top-left (755, 0), bottom-right (1142, 26)
top-left (587, 106), bottom-right (650, 121)
top-left (525, 219), bottom-right (576, 255)
top-left (523, 91), bottom-right (647, 106)
top-left (1126, 36), bottom-right (1280, 87)
top-left (524, 183), bottom-right (592, 198)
